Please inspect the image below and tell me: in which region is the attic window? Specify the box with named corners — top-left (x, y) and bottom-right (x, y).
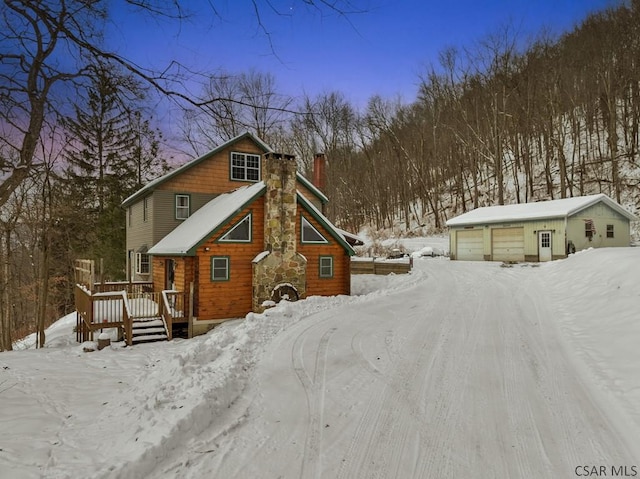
top-left (231, 152), bottom-right (260, 182)
top-left (219, 213), bottom-right (252, 242)
top-left (301, 216), bottom-right (328, 243)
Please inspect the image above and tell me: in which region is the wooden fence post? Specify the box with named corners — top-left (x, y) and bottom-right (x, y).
top-left (188, 282), bottom-right (194, 339)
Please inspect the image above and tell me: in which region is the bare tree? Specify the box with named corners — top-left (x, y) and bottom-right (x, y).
top-left (182, 70), bottom-right (294, 153)
top-left (0, 0), bottom-right (366, 209)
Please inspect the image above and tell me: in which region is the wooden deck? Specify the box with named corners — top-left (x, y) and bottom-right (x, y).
top-left (74, 282), bottom-right (190, 346)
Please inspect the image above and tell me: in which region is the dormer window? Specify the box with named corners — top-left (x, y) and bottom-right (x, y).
top-left (230, 152), bottom-right (260, 182)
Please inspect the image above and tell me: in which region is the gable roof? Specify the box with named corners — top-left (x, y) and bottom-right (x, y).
top-left (122, 131), bottom-right (327, 207)
top-left (297, 193), bottom-right (355, 255)
top-left (148, 182), bottom-right (266, 256)
top-left (148, 182), bottom-right (354, 256)
top-left (446, 194), bottom-right (636, 227)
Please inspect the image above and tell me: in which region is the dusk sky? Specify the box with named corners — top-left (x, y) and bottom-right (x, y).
top-left (106, 0), bottom-right (619, 110)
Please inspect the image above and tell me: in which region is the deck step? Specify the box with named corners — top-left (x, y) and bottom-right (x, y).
top-left (132, 334), bottom-right (169, 343)
top-left (132, 318), bottom-right (165, 327)
top-left (132, 326), bottom-right (167, 334)
top-left (126, 316), bottom-right (169, 345)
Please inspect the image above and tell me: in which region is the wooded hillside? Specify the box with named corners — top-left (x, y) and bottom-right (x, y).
top-left (1, 0), bottom-right (638, 348)
top-left (316, 1), bottom-right (640, 232)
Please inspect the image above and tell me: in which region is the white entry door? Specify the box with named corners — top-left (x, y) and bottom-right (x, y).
top-left (538, 231), bottom-right (552, 262)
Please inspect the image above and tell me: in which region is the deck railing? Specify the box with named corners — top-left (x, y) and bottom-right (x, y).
top-left (93, 281), bottom-right (153, 294)
top-left (74, 284), bottom-right (189, 346)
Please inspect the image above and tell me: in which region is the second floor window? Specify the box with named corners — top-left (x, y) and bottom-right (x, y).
top-left (176, 194), bottom-right (190, 220)
top-left (219, 213), bottom-right (252, 242)
top-left (231, 152), bottom-right (260, 182)
top-left (301, 216), bottom-right (328, 243)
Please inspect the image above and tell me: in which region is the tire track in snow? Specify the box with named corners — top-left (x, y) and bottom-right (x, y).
top-left (292, 325), bottom-right (337, 479)
top-left (337, 268), bottom-right (458, 479)
top-left (415, 265), bottom-right (492, 478)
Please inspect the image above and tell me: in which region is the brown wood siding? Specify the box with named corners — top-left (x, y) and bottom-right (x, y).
top-left (152, 257), bottom-right (165, 291)
top-left (297, 210), bottom-right (350, 297)
top-left (195, 201), bottom-right (265, 321)
top-left (160, 138), bottom-right (265, 194)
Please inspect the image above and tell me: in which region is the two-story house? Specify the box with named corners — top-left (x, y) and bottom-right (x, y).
top-left (121, 132), bottom-right (354, 336)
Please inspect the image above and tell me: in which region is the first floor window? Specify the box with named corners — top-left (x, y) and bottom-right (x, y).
top-left (606, 224), bottom-right (614, 238)
top-left (136, 253), bottom-right (150, 275)
top-left (211, 257), bottom-right (229, 281)
top-left (176, 194), bottom-right (190, 220)
top-left (584, 220), bottom-right (595, 239)
top-left (319, 256), bottom-right (333, 278)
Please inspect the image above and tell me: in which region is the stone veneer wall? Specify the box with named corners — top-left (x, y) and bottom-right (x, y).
top-left (252, 153), bottom-right (307, 313)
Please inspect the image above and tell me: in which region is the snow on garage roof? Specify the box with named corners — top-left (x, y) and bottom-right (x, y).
top-left (446, 194), bottom-right (636, 227)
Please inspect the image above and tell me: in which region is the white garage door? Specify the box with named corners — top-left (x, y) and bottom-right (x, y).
top-left (491, 227), bottom-right (524, 262)
top-left (456, 229), bottom-right (484, 261)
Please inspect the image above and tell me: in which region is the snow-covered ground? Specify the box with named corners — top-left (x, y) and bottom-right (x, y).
top-left (1, 247), bottom-right (639, 478)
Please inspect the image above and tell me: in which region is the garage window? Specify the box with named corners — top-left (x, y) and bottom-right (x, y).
top-left (606, 224), bottom-right (614, 238)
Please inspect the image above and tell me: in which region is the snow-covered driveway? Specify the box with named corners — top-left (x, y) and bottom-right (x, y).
top-left (153, 259), bottom-right (639, 478)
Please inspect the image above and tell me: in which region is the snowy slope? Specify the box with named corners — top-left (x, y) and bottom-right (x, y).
top-left (1, 247), bottom-right (638, 478)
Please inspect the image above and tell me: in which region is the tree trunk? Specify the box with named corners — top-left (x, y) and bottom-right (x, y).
top-left (1, 229), bottom-right (13, 351)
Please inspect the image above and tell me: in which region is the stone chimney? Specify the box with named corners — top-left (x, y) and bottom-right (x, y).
top-left (312, 153), bottom-right (326, 190)
top-left (252, 153), bottom-right (307, 312)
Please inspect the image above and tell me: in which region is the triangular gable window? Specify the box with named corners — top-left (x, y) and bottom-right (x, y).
top-left (219, 213), bottom-right (252, 242)
top-left (301, 216), bottom-right (327, 243)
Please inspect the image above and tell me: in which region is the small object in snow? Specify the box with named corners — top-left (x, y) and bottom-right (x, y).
top-left (387, 248), bottom-right (404, 259)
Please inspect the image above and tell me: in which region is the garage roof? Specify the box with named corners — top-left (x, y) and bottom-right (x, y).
top-left (446, 194), bottom-right (636, 227)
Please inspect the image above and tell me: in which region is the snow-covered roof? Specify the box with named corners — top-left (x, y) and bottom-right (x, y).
top-left (297, 194), bottom-right (355, 256)
top-left (148, 182), bottom-right (354, 256)
top-left (335, 227), bottom-right (365, 246)
top-left (122, 132), bottom-right (327, 207)
top-left (148, 182), bottom-right (266, 256)
top-left (446, 194), bottom-right (636, 227)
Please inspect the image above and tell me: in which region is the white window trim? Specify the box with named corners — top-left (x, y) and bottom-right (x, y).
top-left (219, 213), bottom-right (252, 243)
top-left (176, 194), bottom-right (190, 220)
top-left (230, 151), bottom-right (261, 182)
top-left (301, 216), bottom-right (328, 244)
top-left (136, 253), bottom-right (150, 275)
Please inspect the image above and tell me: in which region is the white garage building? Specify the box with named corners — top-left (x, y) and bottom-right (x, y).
top-left (446, 194), bottom-right (636, 262)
